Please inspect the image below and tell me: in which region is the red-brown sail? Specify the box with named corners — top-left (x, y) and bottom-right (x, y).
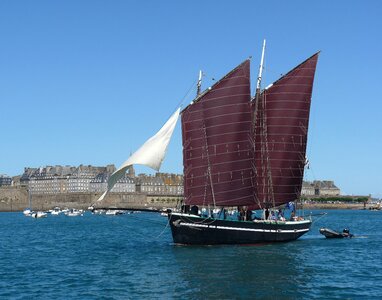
top-left (253, 53), bottom-right (320, 208)
top-left (182, 60), bottom-right (256, 206)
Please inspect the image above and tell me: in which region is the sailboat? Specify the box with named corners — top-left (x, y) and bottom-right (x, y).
top-left (23, 188), bottom-right (48, 218)
top-left (168, 41), bottom-right (320, 245)
top-left (23, 188), bottom-right (33, 216)
top-left (98, 40), bottom-right (319, 245)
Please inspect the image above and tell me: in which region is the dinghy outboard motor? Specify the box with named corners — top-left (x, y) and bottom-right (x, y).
top-left (342, 228), bottom-right (353, 237)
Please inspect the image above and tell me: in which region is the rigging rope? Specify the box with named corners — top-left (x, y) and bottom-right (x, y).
top-left (173, 78), bottom-right (198, 113)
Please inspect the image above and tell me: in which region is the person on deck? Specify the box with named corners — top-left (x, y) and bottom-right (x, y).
top-left (277, 209), bottom-right (285, 221)
top-left (246, 209), bottom-right (252, 221)
top-left (238, 207), bottom-right (245, 221)
top-left (265, 208), bottom-right (270, 220)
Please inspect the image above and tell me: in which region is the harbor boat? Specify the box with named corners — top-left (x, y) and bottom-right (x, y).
top-left (23, 208), bottom-right (32, 216)
top-left (23, 189), bottom-right (33, 216)
top-left (96, 40), bottom-right (319, 245)
top-left (320, 228), bottom-right (353, 238)
top-left (50, 207), bottom-right (62, 215)
top-left (65, 208), bottom-right (83, 217)
top-left (31, 211), bottom-right (48, 218)
top-left (369, 203), bottom-right (381, 210)
top-left (92, 209), bottom-right (106, 215)
top-left (61, 208), bottom-right (70, 214)
top-left (105, 209), bottom-right (124, 215)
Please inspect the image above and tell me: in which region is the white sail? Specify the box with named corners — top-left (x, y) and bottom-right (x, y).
top-left (97, 108), bottom-right (180, 202)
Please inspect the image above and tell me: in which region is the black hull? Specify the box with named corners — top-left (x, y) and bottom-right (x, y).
top-left (169, 213), bottom-right (312, 245)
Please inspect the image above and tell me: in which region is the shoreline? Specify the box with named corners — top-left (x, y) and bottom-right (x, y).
top-left (0, 203), bottom-right (377, 213)
top-left (302, 203), bottom-right (368, 210)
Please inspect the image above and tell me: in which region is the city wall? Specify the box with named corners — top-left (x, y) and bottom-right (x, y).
top-left (0, 187), bottom-right (372, 212)
top-left (0, 187), bottom-right (29, 212)
top-left (0, 187), bottom-right (181, 212)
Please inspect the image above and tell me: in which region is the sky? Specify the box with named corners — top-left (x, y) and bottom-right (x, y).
top-left (1, 0), bottom-right (381, 198)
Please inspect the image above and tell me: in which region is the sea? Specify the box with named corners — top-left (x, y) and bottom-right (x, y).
top-left (0, 209), bottom-right (381, 299)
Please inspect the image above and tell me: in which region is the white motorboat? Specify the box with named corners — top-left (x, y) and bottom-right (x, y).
top-left (105, 209), bottom-right (124, 215)
top-left (23, 208), bottom-right (32, 216)
top-left (50, 207), bottom-right (62, 215)
top-left (92, 209), bottom-right (106, 215)
top-left (65, 209), bottom-right (83, 217)
top-left (31, 211), bottom-right (48, 218)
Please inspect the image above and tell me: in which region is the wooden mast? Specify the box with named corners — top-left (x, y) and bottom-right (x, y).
top-left (196, 70), bottom-right (203, 96)
top-left (256, 39), bottom-right (266, 91)
top-left (255, 39), bottom-right (275, 208)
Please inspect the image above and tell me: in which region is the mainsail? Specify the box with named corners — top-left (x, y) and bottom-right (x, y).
top-left (253, 53), bottom-right (320, 208)
top-left (182, 60), bottom-right (256, 206)
top-left (97, 108), bottom-right (180, 201)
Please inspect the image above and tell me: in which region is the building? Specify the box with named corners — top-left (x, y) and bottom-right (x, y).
top-left (0, 175), bottom-right (12, 187)
top-left (313, 180), bottom-right (340, 196)
top-left (89, 173), bottom-right (136, 193)
top-left (301, 181), bottom-right (315, 196)
top-left (26, 166), bottom-right (74, 194)
top-left (67, 165), bottom-right (116, 193)
top-left (22, 165), bottom-right (116, 194)
top-left (301, 180), bottom-right (341, 197)
top-left (136, 173), bottom-right (183, 195)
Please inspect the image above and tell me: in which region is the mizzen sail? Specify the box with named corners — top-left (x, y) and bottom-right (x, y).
top-left (253, 53), bottom-right (319, 208)
top-left (97, 108), bottom-right (180, 201)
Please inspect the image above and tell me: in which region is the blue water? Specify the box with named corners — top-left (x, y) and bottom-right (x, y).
top-left (0, 210), bottom-right (381, 299)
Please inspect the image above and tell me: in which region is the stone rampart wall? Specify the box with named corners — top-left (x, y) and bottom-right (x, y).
top-left (0, 187), bottom-right (181, 211)
top-left (0, 187), bottom-right (29, 212)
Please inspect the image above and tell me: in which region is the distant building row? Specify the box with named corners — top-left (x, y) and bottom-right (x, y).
top-left (9, 165), bottom-right (184, 196)
top-left (2, 166), bottom-right (339, 198)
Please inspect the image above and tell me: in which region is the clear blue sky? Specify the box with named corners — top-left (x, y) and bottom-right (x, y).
top-left (1, 1), bottom-right (381, 198)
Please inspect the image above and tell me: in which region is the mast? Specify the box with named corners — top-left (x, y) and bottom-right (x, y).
top-left (259, 39), bottom-right (275, 208)
top-left (253, 39), bottom-right (274, 208)
top-left (203, 125), bottom-right (217, 209)
top-left (256, 39), bottom-right (266, 92)
top-left (196, 70), bottom-right (203, 96)
top-left (28, 187), bottom-right (32, 209)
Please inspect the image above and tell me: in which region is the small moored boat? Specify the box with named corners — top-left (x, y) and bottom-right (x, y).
top-left (23, 208), bottom-right (32, 216)
top-left (319, 228), bottom-right (353, 238)
top-left (50, 207), bottom-right (62, 215)
top-left (31, 211), bottom-right (48, 218)
top-left (65, 209), bottom-right (83, 217)
top-left (105, 209), bottom-right (124, 215)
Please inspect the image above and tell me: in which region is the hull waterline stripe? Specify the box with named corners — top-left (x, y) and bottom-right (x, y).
top-left (178, 222), bottom-right (310, 233)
